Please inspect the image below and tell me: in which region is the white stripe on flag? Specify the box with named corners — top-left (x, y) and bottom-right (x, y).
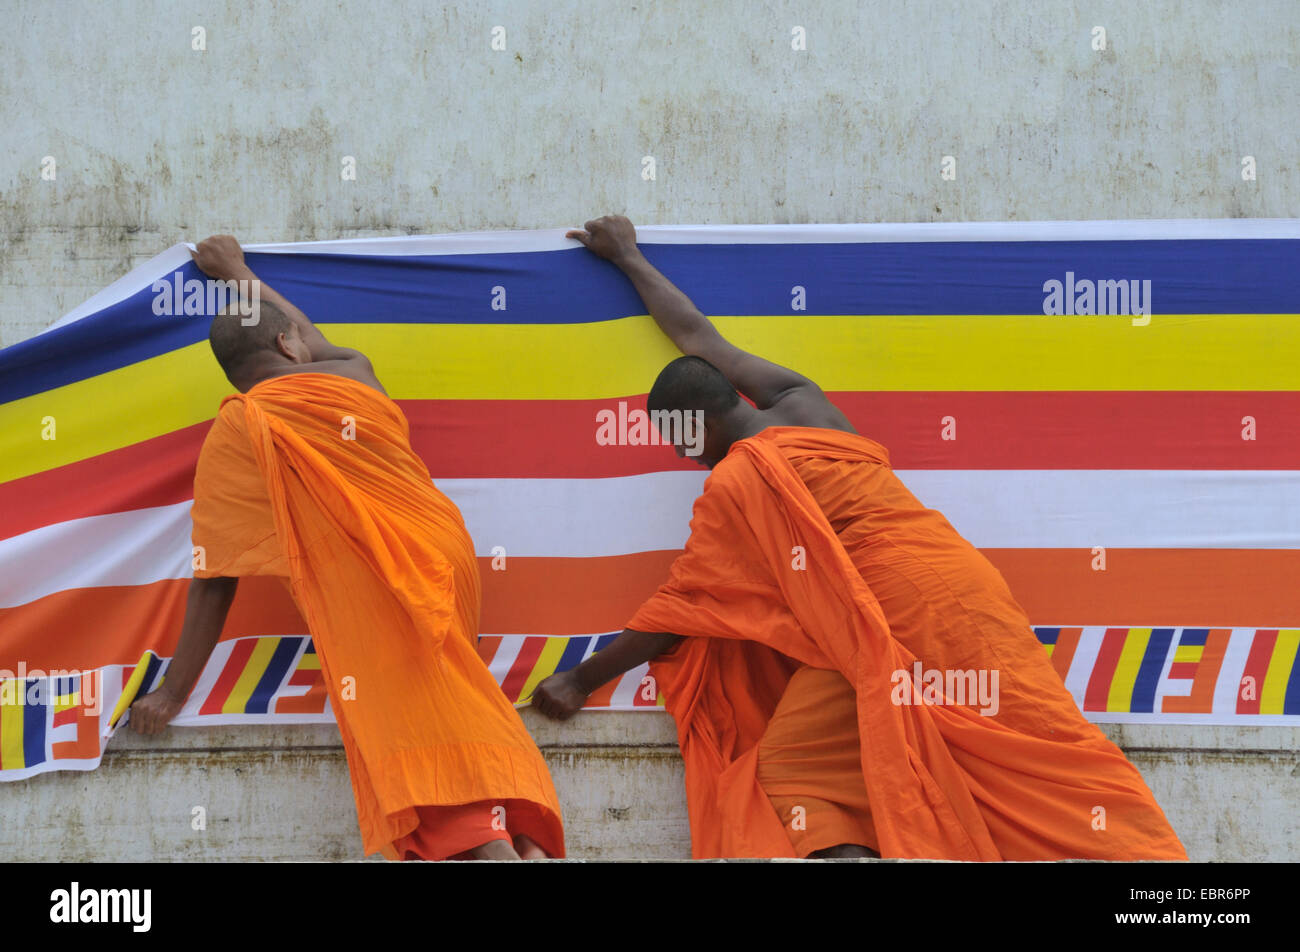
top-left (0, 504), bottom-right (193, 607)
top-left (4, 470), bottom-right (1300, 608)
top-left (487, 636), bottom-right (525, 687)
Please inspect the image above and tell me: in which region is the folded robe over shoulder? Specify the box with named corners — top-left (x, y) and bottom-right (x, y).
top-left (628, 426), bottom-right (1186, 861)
top-left (190, 372), bottom-right (564, 859)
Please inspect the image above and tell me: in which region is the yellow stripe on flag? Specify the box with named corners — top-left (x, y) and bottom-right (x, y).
top-left (515, 637), bottom-right (571, 706)
top-left (108, 651), bottom-right (155, 728)
top-left (1260, 629), bottom-right (1300, 716)
top-left (0, 683), bottom-right (25, 768)
top-left (337, 313), bottom-right (1300, 397)
top-left (223, 637), bottom-right (281, 715)
top-left (1107, 628), bottom-right (1152, 712)
top-left (3, 312), bottom-right (1297, 483)
top-left (1173, 644), bottom-right (1204, 664)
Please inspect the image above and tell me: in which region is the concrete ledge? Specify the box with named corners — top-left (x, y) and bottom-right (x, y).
top-left (2, 712), bottom-right (1294, 861)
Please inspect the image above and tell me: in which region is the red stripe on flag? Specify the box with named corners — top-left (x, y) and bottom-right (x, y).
top-left (7, 391), bottom-right (1300, 540)
top-left (631, 669), bottom-right (660, 707)
top-left (199, 639), bottom-right (257, 715)
top-left (1084, 628), bottom-right (1128, 711)
top-left (0, 421), bottom-right (210, 541)
top-left (1235, 629), bottom-right (1278, 715)
top-left (499, 636), bottom-right (545, 703)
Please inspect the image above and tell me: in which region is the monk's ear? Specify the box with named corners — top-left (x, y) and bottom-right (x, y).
top-left (274, 331), bottom-right (295, 360)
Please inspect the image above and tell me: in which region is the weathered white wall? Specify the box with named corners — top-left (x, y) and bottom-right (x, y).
top-left (3, 714), bottom-right (694, 862)
top-left (2, 1), bottom-right (1297, 859)
top-left (4, 715), bottom-right (1294, 861)
top-left (3, 1), bottom-right (1297, 345)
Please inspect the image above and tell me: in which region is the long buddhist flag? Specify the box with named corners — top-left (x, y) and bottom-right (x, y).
top-left (2, 220), bottom-right (1298, 782)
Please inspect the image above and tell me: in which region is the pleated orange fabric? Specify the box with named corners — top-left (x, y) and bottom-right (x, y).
top-left (628, 426), bottom-right (1186, 861)
top-left (190, 372), bottom-right (564, 859)
top-left (755, 665), bottom-right (878, 857)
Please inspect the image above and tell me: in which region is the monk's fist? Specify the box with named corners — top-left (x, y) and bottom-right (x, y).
top-left (565, 215), bottom-right (640, 265)
top-left (532, 670), bottom-right (589, 721)
top-left (190, 234), bottom-right (250, 282)
top-left (129, 688), bottom-right (185, 735)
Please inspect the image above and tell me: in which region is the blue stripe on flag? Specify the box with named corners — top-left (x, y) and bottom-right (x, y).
top-left (142, 654), bottom-right (166, 695)
top-left (5, 238), bottom-right (1298, 402)
top-left (246, 637), bottom-right (304, 714)
top-left (1284, 643), bottom-right (1300, 716)
top-left (23, 679), bottom-right (47, 767)
top-left (554, 636), bottom-right (593, 675)
top-left (1132, 629), bottom-right (1176, 713)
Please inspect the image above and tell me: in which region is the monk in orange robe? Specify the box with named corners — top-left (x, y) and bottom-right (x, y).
top-left (535, 215), bottom-right (1186, 861)
top-left (129, 236), bottom-right (564, 861)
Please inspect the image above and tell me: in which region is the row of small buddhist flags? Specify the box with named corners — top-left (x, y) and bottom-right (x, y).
top-left (1040, 626), bottom-right (1300, 718)
top-left (1, 626), bottom-right (1295, 780)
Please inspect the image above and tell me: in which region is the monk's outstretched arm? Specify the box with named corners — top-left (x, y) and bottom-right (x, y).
top-left (190, 235), bottom-right (367, 364)
top-left (567, 215), bottom-right (815, 409)
top-left (129, 576), bottom-right (239, 734)
top-left (532, 628), bottom-right (683, 720)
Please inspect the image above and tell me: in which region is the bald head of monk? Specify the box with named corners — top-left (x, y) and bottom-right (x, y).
top-left (648, 356), bottom-right (765, 468)
top-left (208, 298), bottom-right (312, 392)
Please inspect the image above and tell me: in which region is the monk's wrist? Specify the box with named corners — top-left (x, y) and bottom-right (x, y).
top-left (612, 246), bottom-right (648, 272)
top-left (158, 679), bottom-right (192, 705)
top-left (570, 663), bottom-right (600, 696)
top-left (227, 264), bottom-right (257, 285)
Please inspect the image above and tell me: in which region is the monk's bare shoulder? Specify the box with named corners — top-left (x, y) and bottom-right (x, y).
top-left (762, 385), bottom-right (857, 434)
top-left (260, 358), bottom-right (388, 396)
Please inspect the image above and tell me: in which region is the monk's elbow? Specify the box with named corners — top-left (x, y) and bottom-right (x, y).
top-left (656, 632), bottom-right (686, 654)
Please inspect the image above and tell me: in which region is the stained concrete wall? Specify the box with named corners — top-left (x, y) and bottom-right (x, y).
top-left (3, 0), bottom-right (1298, 345)
top-left (5, 715), bottom-right (1295, 861)
top-left (2, 1), bottom-right (1298, 860)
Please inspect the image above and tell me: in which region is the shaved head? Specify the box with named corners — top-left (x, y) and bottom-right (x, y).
top-left (647, 356), bottom-right (740, 420)
top-left (208, 298), bottom-right (294, 382)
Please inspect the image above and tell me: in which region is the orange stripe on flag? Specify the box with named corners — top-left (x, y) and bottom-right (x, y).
top-left (1162, 629), bottom-right (1231, 715)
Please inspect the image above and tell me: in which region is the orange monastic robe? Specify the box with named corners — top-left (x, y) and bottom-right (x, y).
top-left (627, 426), bottom-right (1186, 861)
top-left (190, 372), bottom-right (564, 859)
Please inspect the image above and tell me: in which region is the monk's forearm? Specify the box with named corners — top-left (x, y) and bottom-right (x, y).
top-left (571, 628), bottom-right (683, 693)
top-left (219, 263), bottom-right (304, 322)
top-left (617, 249), bottom-right (812, 408)
top-left (226, 264), bottom-right (360, 363)
top-left (615, 252), bottom-right (721, 354)
top-left (160, 577), bottom-right (239, 703)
